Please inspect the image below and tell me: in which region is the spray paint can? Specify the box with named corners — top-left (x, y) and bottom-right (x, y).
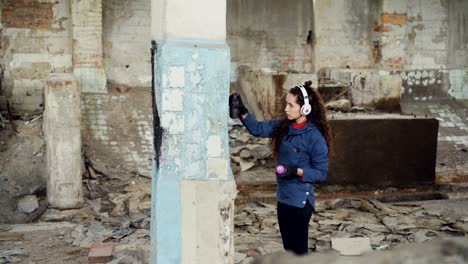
top-left (229, 93), bottom-right (240, 119)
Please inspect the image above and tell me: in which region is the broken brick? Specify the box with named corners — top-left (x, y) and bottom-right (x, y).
top-left (88, 243), bottom-right (114, 264)
top-left (382, 13), bottom-right (407, 25)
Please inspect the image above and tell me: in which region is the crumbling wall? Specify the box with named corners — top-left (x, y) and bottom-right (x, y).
top-left (0, 0), bottom-right (72, 113)
top-left (227, 0), bottom-right (314, 81)
top-left (447, 0), bottom-right (468, 69)
top-left (81, 85), bottom-right (153, 180)
top-left (102, 0), bottom-right (151, 87)
top-left (447, 0), bottom-right (468, 100)
top-left (314, 0), bottom-right (379, 69)
top-left (0, 121), bottom-right (47, 224)
top-left (82, 0), bottom-right (153, 179)
top-left (403, 0), bottom-right (449, 69)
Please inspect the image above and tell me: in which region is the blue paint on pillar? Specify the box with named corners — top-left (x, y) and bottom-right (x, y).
top-left (150, 39), bottom-right (231, 263)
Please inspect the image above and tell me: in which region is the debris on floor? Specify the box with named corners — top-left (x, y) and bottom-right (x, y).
top-left (233, 198), bottom-right (468, 263)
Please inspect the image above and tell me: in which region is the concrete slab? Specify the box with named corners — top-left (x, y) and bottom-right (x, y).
top-left (331, 237), bottom-right (372, 256)
top-left (8, 222), bottom-right (77, 233)
top-left (400, 100), bottom-right (468, 183)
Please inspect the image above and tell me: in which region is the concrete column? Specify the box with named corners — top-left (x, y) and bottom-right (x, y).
top-left (44, 74), bottom-right (83, 209)
top-left (151, 0), bottom-right (236, 263)
top-left (71, 0), bottom-right (107, 93)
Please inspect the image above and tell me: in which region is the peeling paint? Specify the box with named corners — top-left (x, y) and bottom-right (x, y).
top-left (407, 24), bottom-right (425, 44)
top-left (168, 66), bottom-right (185, 88)
top-left (151, 39), bottom-right (233, 263)
top-left (207, 135), bottom-right (222, 157)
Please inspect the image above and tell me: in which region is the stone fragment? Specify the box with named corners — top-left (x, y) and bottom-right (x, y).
top-left (385, 234), bottom-right (405, 243)
top-left (256, 138), bottom-right (269, 145)
top-left (241, 257), bottom-right (255, 264)
top-left (318, 219), bottom-right (343, 226)
top-left (230, 146), bottom-right (244, 155)
top-left (231, 163), bottom-right (241, 174)
top-left (247, 226), bottom-right (259, 234)
top-left (415, 217), bottom-right (446, 230)
top-left (0, 225), bottom-right (11, 232)
top-left (240, 160), bottom-right (256, 172)
top-left (107, 255), bottom-right (142, 264)
top-left (229, 132), bottom-right (239, 139)
top-left (451, 223), bottom-right (468, 234)
top-left (345, 212), bottom-right (381, 224)
top-left (232, 156), bottom-right (241, 164)
top-left (40, 208), bottom-right (93, 222)
top-left (414, 210), bottom-right (442, 217)
top-left (351, 106), bottom-right (366, 112)
top-left (238, 133), bottom-right (251, 143)
top-left (326, 99), bottom-right (352, 111)
top-left (234, 211), bottom-right (254, 226)
top-left (369, 234), bottom-right (386, 246)
top-left (240, 149), bottom-right (252, 159)
top-left (0, 247), bottom-right (29, 263)
top-left (412, 229), bottom-right (437, 243)
top-left (382, 215), bottom-right (417, 231)
top-left (258, 241), bottom-right (283, 255)
top-left (331, 237), bottom-right (372, 256)
top-left (17, 195), bottom-right (39, 214)
top-left (76, 222), bottom-right (114, 248)
top-left (330, 230), bottom-right (351, 238)
top-left (340, 223), bottom-right (389, 233)
top-left (234, 252), bottom-right (246, 264)
top-left (249, 145), bottom-right (272, 160)
top-left (230, 140), bottom-right (244, 148)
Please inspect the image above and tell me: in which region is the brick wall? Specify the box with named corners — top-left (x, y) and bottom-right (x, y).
top-left (81, 85), bottom-right (153, 179)
top-left (72, 0), bottom-right (104, 66)
top-left (0, 0), bottom-right (72, 113)
top-left (1, 0), bottom-right (53, 29)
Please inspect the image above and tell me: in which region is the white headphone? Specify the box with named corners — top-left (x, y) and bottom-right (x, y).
top-left (297, 85), bottom-right (312, 116)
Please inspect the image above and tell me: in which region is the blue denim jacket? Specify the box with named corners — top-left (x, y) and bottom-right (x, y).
top-left (241, 114), bottom-right (328, 209)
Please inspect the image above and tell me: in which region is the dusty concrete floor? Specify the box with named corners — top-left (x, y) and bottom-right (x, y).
top-left (1, 195), bottom-right (467, 264)
top-left (0, 223), bottom-right (88, 264)
top-left (254, 237), bottom-right (468, 264)
top-left (234, 195), bottom-right (468, 262)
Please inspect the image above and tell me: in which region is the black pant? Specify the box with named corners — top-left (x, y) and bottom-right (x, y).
top-left (277, 201), bottom-right (314, 255)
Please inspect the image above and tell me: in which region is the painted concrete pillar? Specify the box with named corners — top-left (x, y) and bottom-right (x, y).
top-left (150, 0), bottom-right (236, 263)
top-left (71, 0), bottom-right (107, 93)
top-left (44, 74), bottom-right (83, 209)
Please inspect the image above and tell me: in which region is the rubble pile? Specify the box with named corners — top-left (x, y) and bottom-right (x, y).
top-left (38, 176), bottom-right (152, 263)
top-left (0, 119), bottom-right (47, 224)
top-left (229, 123), bottom-right (274, 174)
top-left (233, 198), bottom-right (468, 264)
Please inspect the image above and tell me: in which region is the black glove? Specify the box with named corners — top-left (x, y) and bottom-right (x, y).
top-left (275, 164), bottom-right (298, 179)
top-left (229, 93), bottom-right (248, 119)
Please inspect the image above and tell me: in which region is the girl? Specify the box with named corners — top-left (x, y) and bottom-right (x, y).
top-left (229, 81), bottom-right (332, 255)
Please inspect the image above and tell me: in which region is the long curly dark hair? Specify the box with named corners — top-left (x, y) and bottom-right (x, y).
top-left (271, 81), bottom-right (333, 158)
